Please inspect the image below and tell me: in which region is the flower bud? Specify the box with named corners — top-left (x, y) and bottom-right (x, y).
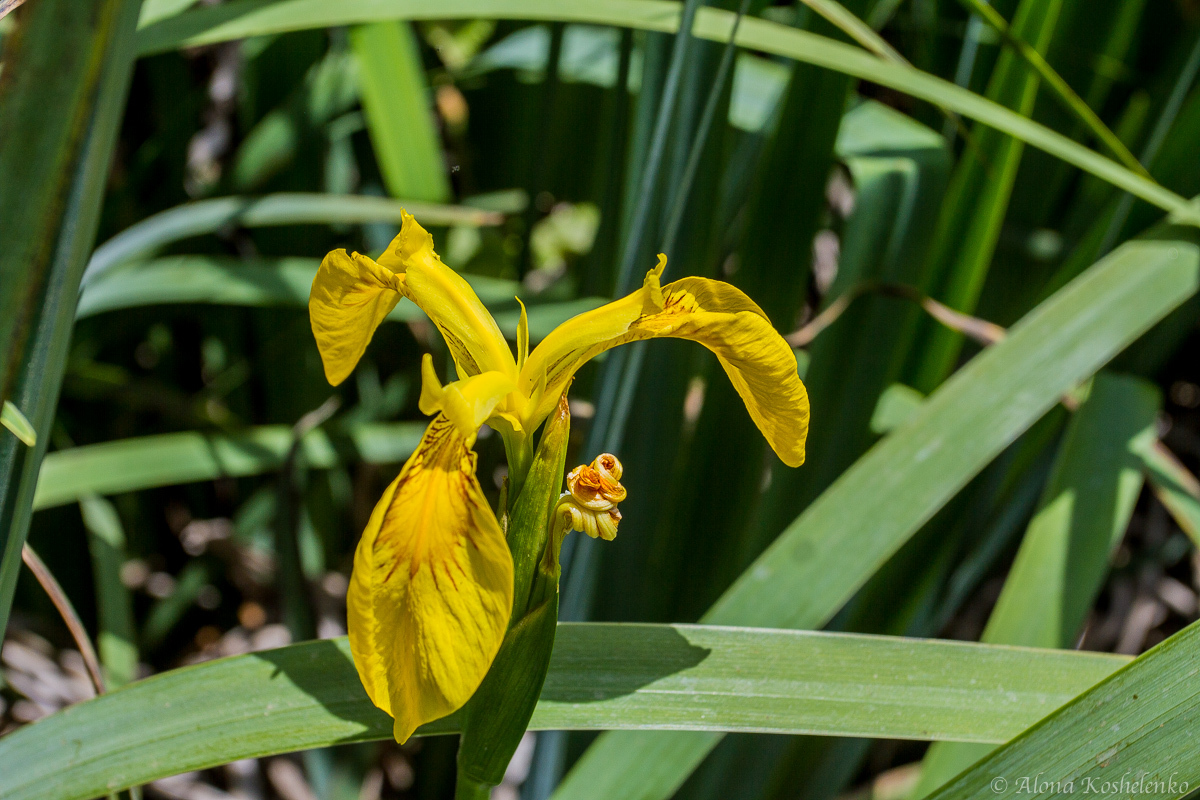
top-left (554, 454), bottom-right (626, 541)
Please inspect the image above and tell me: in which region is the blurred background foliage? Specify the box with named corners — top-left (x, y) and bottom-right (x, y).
top-left (3, 0), bottom-right (1200, 799)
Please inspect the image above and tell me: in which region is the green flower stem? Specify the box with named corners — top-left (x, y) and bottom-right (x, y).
top-left (456, 397), bottom-right (572, 795)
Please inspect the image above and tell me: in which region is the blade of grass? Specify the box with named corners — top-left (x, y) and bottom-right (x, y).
top-left (1, 401), bottom-right (37, 447)
top-left (349, 21), bottom-right (451, 201)
top-left (0, 624), bottom-right (1132, 800)
top-left (0, 0), bottom-right (145, 637)
top-left (954, 0), bottom-right (1145, 176)
top-left (132, 0), bottom-right (1200, 223)
top-left (798, 0), bottom-right (905, 63)
top-left (1098, 31), bottom-right (1200, 256)
top-left (1138, 440), bottom-right (1200, 549)
top-left (79, 495), bottom-right (139, 688)
top-left (139, 560), bottom-right (212, 651)
top-left (925, 617), bottom-right (1200, 800)
top-left (551, 223), bottom-right (1200, 800)
top-left (913, 371), bottom-right (1161, 798)
top-left (33, 421), bottom-right (425, 510)
top-left (82, 193), bottom-right (505, 286)
top-left (908, 0), bottom-right (1068, 392)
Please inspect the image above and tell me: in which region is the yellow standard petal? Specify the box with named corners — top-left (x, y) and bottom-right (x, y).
top-left (309, 248), bottom-right (404, 385)
top-left (380, 211), bottom-right (516, 379)
top-left (418, 354), bottom-right (516, 444)
top-left (347, 414), bottom-right (514, 743)
top-left (522, 257), bottom-right (809, 466)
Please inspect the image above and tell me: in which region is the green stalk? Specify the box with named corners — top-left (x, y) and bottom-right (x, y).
top-left (455, 399), bottom-right (571, 794)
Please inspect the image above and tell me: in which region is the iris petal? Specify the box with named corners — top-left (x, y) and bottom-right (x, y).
top-left (309, 212), bottom-right (516, 388)
top-left (383, 212), bottom-right (516, 379)
top-left (521, 258), bottom-right (809, 466)
top-left (347, 414), bottom-right (514, 742)
top-left (309, 249), bottom-right (403, 386)
top-left (418, 354), bottom-right (516, 444)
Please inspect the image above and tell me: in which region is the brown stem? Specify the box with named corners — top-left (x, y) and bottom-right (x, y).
top-left (788, 281), bottom-right (1006, 348)
top-left (0, 0), bottom-right (28, 21)
top-left (21, 543), bottom-right (106, 696)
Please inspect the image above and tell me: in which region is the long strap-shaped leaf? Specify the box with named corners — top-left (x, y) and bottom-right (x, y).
top-left (551, 228), bottom-right (1200, 800)
top-left (33, 422), bottom-right (425, 510)
top-left (133, 0), bottom-right (1199, 223)
top-left (82, 193), bottom-right (507, 285)
top-left (0, 0), bottom-right (144, 636)
top-left (926, 618), bottom-right (1200, 800)
top-left (0, 625), bottom-right (1128, 800)
top-left (913, 372), bottom-right (1161, 797)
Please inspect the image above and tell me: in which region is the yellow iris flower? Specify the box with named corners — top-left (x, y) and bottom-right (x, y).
top-left (309, 211), bottom-right (809, 743)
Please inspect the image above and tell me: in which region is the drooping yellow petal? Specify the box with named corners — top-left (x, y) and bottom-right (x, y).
top-left (347, 414), bottom-right (514, 743)
top-left (379, 211), bottom-right (515, 379)
top-left (418, 354), bottom-right (516, 444)
top-left (309, 248), bottom-right (404, 385)
top-left (522, 257), bottom-right (809, 466)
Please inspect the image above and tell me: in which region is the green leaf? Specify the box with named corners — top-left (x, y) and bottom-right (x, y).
top-left (33, 422), bottom-right (425, 510)
top-left (910, 0), bottom-right (1067, 391)
top-left (80, 495), bottom-right (139, 688)
top-left (925, 618), bottom-right (1200, 800)
top-left (137, 0), bottom-right (198, 26)
top-left (1138, 439), bottom-right (1200, 549)
top-left (132, 0), bottom-right (1199, 223)
top-left (1, 401), bottom-right (36, 447)
top-left (349, 21), bottom-right (451, 201)
top-left (870, 383), bottom-right (926, 435)
top-left (552, 226), bottom-right (1200, 800)
top-left (953, 0), bottom-right (1145, 176)
top-left (83, 193), bottom-right (506, 285)
top-left (0, 624), bottom-right (1130, 800)
top-left (913, 371), bottom-right (1161, 798)
top-left (0, 0), bottom-right (144, 636)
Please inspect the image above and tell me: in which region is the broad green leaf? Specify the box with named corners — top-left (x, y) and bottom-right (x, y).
top-left (75, 256), bottom-right (605, 340)
top-left (925, 618), bottom-right (1200, 800)
top-left (132, 0), bottom-right (1199, 223)
top-left (80, 495), bottom-right (138, 688)
top-left (83, 193), bottom-right (506, 285)
top-left (350, 21), bottom-right (451, 201)
top-left (33, 422), bottom-right (425, 510)
top-left (0, 0), bottom-right (144, 636)
top-left (552, 227), bottom-right (1200, 800)
top-left (914, 371), bottom-right (1161, 798)
top-left (0, 624), bottom-right (1129, 800)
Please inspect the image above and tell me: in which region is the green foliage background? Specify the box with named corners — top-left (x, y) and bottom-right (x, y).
top-left (4, 0), bottom-right (1200, 799)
